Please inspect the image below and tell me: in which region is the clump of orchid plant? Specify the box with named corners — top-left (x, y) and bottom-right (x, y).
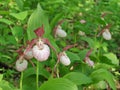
top-left (15, 25), bottom-right (56, 72)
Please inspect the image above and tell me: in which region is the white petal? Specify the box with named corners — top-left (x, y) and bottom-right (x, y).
top-left (85, 57), bottom-right (94, 67)
top-left (80, 20), bottom-right (86, 24)
top-left (60, 54), bottom-right (71, 66)
top-left (56, 28), bottom-right (67, 37)
top-left (102, 29), bottom-right (111, 40)
top-left (32, 44), bottom-right (50, 61)
top-left (16, 59), bottom-right (28, 72)
top-left (88, 60), bottom-right (94, 67)
top-left (24, 49), bottom-right (33, 59)
top-left (78, 31), bottom-right (85, 36)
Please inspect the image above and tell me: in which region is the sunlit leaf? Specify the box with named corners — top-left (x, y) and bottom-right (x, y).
top-left (0, 80), bottom-right (18, 90)
top-left (90, 69), bottom-right (116, 90)
top-left (0, 19), bottom-right (13, 25)
top-left (103, 53), bottom-right (119, 66)
top-left (0, 74), bottom-right (3, 81)
top-left (10, 11), bottom-right (28, 20)
top-left (39, 78), bottom-right (78, 90)
top-left (64, 72), bottom-right (92, 85)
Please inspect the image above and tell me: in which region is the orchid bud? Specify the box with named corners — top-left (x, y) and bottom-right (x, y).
top-left (24, 49), bottom-right (33, 59)
top-left (56, 26), bottom-right (67, 37)
top-left (102, 29), bottom-right (111, 40)
top-left (80, 20), bottom-right (86, 24)
top-left (60, 52), bottom-right (71, 66)
top-left (85, 57), bottom-right (94, 67)
top-left (78, 31), bottom-right (85, 36)
top-left (0, 15), bottom-right (3, 19)
top-left (32, 40), bottom-right (50, 61)
top-left (16, 58), bottom-right (28, 72)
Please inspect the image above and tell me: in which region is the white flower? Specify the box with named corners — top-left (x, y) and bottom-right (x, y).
top-left (32, 41), bottom-right (50, 61)
top-left (80, 20), bottom-right (86, 24)
top-left (0, 15), bottom-right (2, 19)
top-left (56, 26), bottom-right (67, 37)
top-left (24, 49), bottom-right (33, 59)
top-left (16, 58), bottom-right (28, 72)
top-left (85, 57), bottom-right (94, 67)
top-left (102, 29), bottom-right (111, 40)
top-left (78, 31), bottom-right (85, 36)
top-left (60, 52), bottom-right (71, 66)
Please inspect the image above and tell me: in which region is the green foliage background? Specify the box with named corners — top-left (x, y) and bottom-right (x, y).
top-left (0, 0), bottom-right (120, 90)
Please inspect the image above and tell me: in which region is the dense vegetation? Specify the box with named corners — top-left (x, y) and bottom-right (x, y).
top-left (0, 0), bottom-right (120, 90)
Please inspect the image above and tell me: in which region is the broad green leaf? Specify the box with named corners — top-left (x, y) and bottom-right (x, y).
top-left (90, 69), bottom-right (116, 90)
top-left (103, 53), bottom-right (119, 66)
top-left (39, 78), bottom-right (78, 90)
top-left (66, 51), bottom-right (80, 61)
top-left (91, 81), bottom-right (107, 89)
top-left (27, 4), bottom-right (50, 40)
top-left (0, 80), bottom-right (17, 90)
top-left (10, 11), bottom-right (28, 20)
top-left (23, 75), bottom-right (36, 90)
top-left (0, 19), bottom-right (13, 25)
top-left (10, 26), bottom-right (24, 42)
top-left (0, 87), bottom-right (2, 90)
top-left (95, 63), bottom-right (113, 70)
top-left (23, 66), bottom-right (50, 79)
top-left (64, 72), bottom-right (92, 85)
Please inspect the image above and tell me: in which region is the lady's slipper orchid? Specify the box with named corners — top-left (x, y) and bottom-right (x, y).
top-left (84, 49), bottom-right (94, 67)
top-left (102, 29), bottom-right (111, 40)
top-left (55, 26), bottom-right (67, 37)
top-left (85, 57), bottom-right (94, 67)
top-left (80, 19), bottom-right (86, 24)
top-left (59, 52), bottom-right (71, 66)
top-left (16, 57), bottom-right (28, 72)
top-left (32, 39), bottom-right (50, 61)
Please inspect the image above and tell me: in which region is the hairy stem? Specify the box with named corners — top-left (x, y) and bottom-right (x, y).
top-left (36, 61), bottom-right (39, 90)
top-left (20, 72), bottom-right (23, 90)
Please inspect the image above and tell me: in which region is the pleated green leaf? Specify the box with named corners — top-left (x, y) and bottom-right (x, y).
top-left (64, 72), bottom-right (92, 85)
top-left (27, 4), bottom-right (50, 40)
top-left (39, 78), bottom-right (78, 90)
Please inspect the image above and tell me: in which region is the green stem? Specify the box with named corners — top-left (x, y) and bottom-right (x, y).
top-left (74, 33), bottom-right (77, 43)
top-left (36, 61), bottom-right (39, 90)
top-left (20, 72), bottom-right (23, 90)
